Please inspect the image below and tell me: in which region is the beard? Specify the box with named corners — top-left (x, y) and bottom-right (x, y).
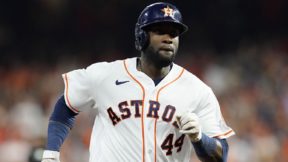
top-left (143, 45), bottom-right (177, 68)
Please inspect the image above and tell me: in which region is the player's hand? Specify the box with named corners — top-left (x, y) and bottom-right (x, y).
top-left (176, 112), bottom-right (202, 142)
top-left (42, 150), bottom-right (60, 162)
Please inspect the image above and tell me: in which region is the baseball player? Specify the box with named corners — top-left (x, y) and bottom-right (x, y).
top-left (42, 2), bottom-right (235, 162)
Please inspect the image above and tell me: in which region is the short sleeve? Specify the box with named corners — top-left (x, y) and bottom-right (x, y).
top-left (62, 68), bottom-right (95, 113)
top-left (197, 87), bottom-right (235, 139)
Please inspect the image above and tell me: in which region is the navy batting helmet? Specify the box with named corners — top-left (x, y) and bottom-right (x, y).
top-left (135, 2), bottom-right (188, 51)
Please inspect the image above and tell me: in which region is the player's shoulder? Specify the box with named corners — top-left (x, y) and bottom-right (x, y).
top-left (86, 59), bottom-right (124, 71)
top-left (64, 59), bottom-right (125, 80)
top-left (86, 57), bottom-right (138, 72)
top-left (175, 64), bottom-right (205, 84)
top-left (175, 63), bottom-right (210, 90)
top-left (75, 59), bottom-right (126, 84)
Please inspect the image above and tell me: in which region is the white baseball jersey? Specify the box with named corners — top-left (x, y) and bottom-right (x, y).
top-left (62, 57), bottom-right (235, 162)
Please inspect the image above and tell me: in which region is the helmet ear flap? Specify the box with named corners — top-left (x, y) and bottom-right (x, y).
top-left (135, 23), bottom-right (149, 51)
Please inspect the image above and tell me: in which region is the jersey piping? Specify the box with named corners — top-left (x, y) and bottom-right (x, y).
top-left (212, 129), bottom-right (235, 139)
top-left (124, 58), bottom-right (185, 162)
top-left (153, 68), bottom-right (185, 162)
top-left (123, 60), bottom-right (146, 162)
top-left (62, 73), bottom-right (80, 113)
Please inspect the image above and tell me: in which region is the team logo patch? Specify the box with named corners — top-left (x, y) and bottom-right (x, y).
top-left (161, 5), bottom-right (175, 17)
top-left (115, 80), bottom-right (129, 85)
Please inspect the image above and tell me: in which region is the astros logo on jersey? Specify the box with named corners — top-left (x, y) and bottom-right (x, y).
top-left (107, 99), bottom-right (179, 128)
top-left (161, 5), bottom-right (175, 17)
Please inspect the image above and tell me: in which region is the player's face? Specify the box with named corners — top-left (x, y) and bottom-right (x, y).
top-left (144, 23), bottom-right (180, 68)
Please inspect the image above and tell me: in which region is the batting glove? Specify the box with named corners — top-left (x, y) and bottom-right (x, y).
top-left (176, 112), bottom-right (202, 142)
top-left (41, 150), bottom-right (60, 162)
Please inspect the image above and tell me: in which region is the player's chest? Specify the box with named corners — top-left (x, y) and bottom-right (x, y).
top-left (94, 79), bottom-right (199, 121)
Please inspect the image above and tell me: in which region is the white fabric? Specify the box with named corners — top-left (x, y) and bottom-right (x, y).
top-left (62, 57), bottom-right (235, 162)
top-left (42, 150), bottom-right (60, 162)
top-left (41, 159), bottom-right (60, 162)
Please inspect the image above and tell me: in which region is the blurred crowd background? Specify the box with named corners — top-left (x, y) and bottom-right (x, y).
top-left (0, 0), bottom-right (288, 162)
